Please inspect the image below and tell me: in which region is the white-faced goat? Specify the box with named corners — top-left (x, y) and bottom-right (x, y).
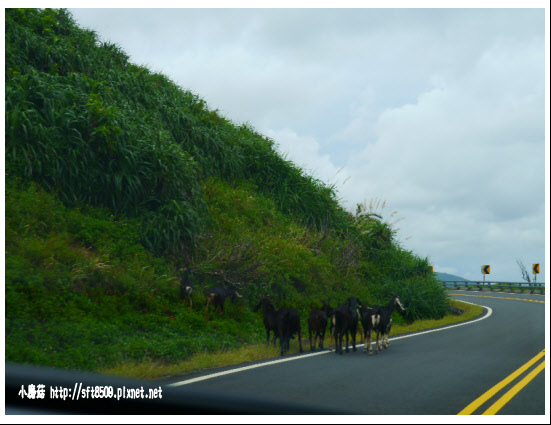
top-left (253, 298), bottom-right (280, 346)
top-left (204, 287), bottom-right (242, 320)
top-left (331, 297), bottom-right (361, 355)
top-left (307, 301), bottom-right (333, 351)
top-left (370, 292), bottom-right (406, 354)
top-left (180, 267), bottom-right (194, 309)
top-left (277, 308), bottom-right (303, 356)
top-left (358, 305), bottom-right (380, 356)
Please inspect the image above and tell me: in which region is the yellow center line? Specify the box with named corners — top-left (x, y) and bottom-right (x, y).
top-left (457, 350), bottom-right (545, 415)
top-left (482, 360), bottom-right (545, 415)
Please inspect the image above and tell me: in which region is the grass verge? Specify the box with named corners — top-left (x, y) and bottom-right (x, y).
top-left (390, 299), bottom-right (483, 335)
top-left (99, 300), bottom-right (483, 380)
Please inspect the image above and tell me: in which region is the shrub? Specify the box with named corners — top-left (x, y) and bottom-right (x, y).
top-left (377, 278), bottom-right (450, 324)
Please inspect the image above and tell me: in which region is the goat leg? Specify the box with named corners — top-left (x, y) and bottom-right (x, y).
top-left (367, 330), bottom-right (374, 355)
top-left (384, 319), bottom-right (392, 349)
top-left (344, 332), bottom-right (349, 354)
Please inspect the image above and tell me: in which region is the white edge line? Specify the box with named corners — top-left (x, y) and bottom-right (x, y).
top-left (169, 349), bottom-right (329, 387)
top-left (169, 299), bottom-right (492, 387)
top-left (390, 301), bottom-right (492, 342)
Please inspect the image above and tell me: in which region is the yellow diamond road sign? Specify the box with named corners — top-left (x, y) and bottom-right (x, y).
top-left (533, 264), bottom-right (540, 274)
top-left (482, 265), bottom-right (490, 275)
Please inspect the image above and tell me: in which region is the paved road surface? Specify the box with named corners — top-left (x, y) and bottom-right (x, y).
top-left (167, 291), bottom-right (546, 415)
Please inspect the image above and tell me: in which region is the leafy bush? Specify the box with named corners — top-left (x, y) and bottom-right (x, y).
top-left (376, 278), bottom-right (451, 324)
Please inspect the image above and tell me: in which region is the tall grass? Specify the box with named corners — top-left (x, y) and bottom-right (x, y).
top-left (371, 277), bottom-right (450, 324)
top-left (6, 8), bottom-right (351, 257)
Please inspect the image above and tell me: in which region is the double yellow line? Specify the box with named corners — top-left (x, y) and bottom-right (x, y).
top-left (458, 350), bottom-right (545, 415)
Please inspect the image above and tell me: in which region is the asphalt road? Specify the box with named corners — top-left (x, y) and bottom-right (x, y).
top-left (167, 291), bottom-right (546, 415)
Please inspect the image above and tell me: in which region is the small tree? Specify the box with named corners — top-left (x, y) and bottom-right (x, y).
top-left (516, 259), bottom-right (531, 283)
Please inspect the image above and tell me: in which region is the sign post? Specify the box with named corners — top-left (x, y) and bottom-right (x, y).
top-left (533, 263), bottom-right (540, 283)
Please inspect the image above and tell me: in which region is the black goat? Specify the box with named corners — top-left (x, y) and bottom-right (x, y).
top-left (307, 301), bottom-right (333, 351)
top-left (253, 298), bottom-right (280, 346)
top-left (358, 305), bottom-right (380, 355)
top-left (204, 287), bottom-right (242, 320)
top-left (370, 292), bottom-right (406, 353)
top-left (331, 297), bottom-right (361, 355)
top-left (180, 267), bottom-right (193, 309)
top-left (277, 308), bottom-right (303, 356)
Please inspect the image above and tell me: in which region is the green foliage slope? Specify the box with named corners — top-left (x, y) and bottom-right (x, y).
top-left (5, 8), bottom-right (450, 372)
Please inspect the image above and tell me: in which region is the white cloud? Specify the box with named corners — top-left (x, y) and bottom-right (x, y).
top-left (264, 128), bottom-right (342, 185)
top-left (331, 26), bottom-right (545, 281)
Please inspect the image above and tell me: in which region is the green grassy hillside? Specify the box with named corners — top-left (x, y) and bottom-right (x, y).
top-left (5, 8), bottom-right (451, 374)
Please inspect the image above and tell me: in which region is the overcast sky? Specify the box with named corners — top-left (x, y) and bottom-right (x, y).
top-left (68, 4), bottom-right (548, 283)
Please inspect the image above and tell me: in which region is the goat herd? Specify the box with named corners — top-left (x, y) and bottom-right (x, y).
top-left (180, 267), bottom-right (406, 357)
top-left (253, 295), bottom-right (406, 357)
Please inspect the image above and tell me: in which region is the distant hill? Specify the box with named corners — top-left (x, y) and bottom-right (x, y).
top-left (435, 272), bottom-right (471, 282)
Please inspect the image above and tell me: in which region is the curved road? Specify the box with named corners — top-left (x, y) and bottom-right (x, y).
top-left (167, 291), bottom-right (546, 415)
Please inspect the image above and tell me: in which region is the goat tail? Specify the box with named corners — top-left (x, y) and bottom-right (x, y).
top-left (331, 312), bottom-right (340, 336)
top-left (329, 314), bottom-right (337, 351)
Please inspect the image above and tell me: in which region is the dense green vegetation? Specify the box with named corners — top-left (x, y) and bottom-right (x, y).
top-left (5, 8), bottom-right (451, 373)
